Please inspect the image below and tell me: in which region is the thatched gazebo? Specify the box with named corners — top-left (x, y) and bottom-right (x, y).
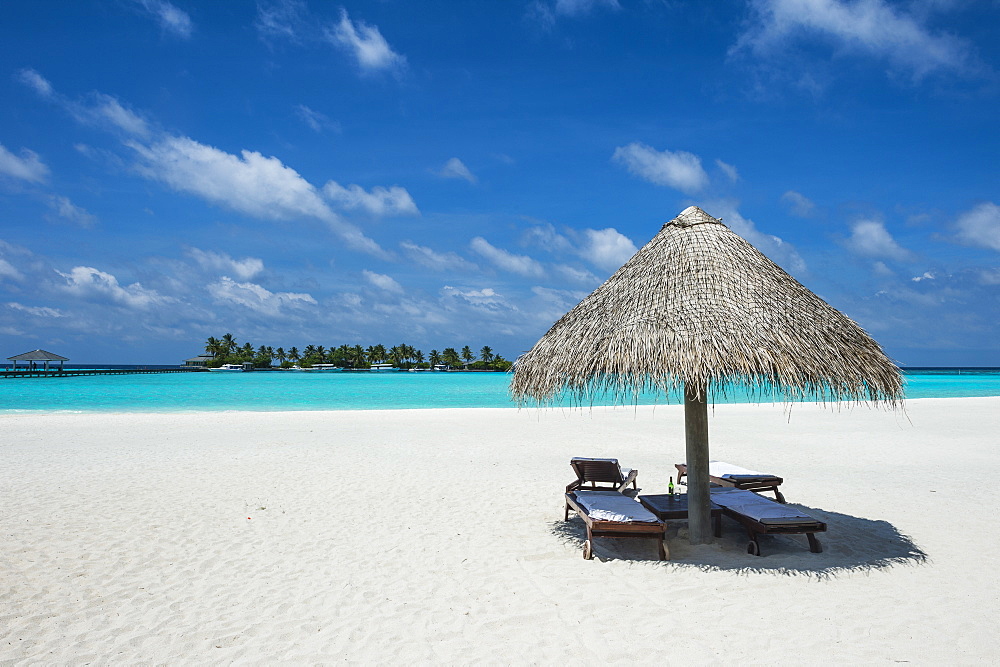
top-left (511, 206), bottom-right (904, 544)
top-left (7, 349), bottom-right (69, 372)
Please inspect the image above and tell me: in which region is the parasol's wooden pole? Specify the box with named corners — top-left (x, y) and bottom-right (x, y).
top-left (684, 381), bottom-right (712, 544)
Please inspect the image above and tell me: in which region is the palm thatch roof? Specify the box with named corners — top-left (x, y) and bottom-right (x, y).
top-left (510, 206), bottom-right (903, 407)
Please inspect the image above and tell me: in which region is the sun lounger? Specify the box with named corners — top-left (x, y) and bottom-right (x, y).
top-left (710, 487), bottom-right (826, 556)
top-left (564, 490), bottom-right (668, 560)
top-left (566, 457), bottom-right (638, 495)
top-left (675, 460), bottom-right (785, 502)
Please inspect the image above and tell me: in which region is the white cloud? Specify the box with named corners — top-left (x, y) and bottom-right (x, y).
top-left (7, 302), bottom-right (65, 318)
top-left (20, 70), bottom-right (390, 258)
top-left (0, 259), bottom-right (24, 281)
top-left (400, 241), bottom-right (477, 272)
top-left (470, 237), bottom-right (545, 277)
top-left (873, 261), bottom-right (894, 276)
top-left (208, 276), bottom-right (316, 316)
top-left (979, 269), bottom-right (1000, 286)
top-left (715, 159), bottom-right (740, 182)
top-left (781, 190), bottom-right (816, 217)
top-left (846, 219), bottom-right (912, 261)
top-left (362, 269), bottom-right (404, 293)
top-left (128, 135), bottom-right (385, 256)
top-left (56, 266), bottom-right (170, 309)
top-left (48, 196), bottom-right (96, 228)
top-left (187, 248), bottom-right (264, 280)
top-left (954, 202), bottom-right (1000, 251)
top-left (580, 228), bottom-right (637, 271)
top-left (734, 0), bottom-right (973, 80)
top-left (554, 264), bottom-right (599, 284)
top-left (439, 157), bottom-right (477, 184)
top-left (323, 180), bottom-right (418, 217)
top-left (530, 0), bottom-right (620, 26)
top-left (441, 285), bottom-right (514, 312)
top-left (530, 285), bottom-right (589, 304)
top-left (327, 9), bottom-right (406, 73)
top-left (701, 200), bottom-right (808, 274)
top-left (136, 0), bottom-right (193, 39)
top-left (74, 93), bottom-right (151, 138)
top-left (255, 0), bottom-right (307, 42)
top-left (17, 68), bottom-right (53, 97)
top-left (19, 69), bottom-right (151, 137)
top-left (296, 104), bottom-right (339, 133)
top-left (911, 271), bottom-right (936, 282)
top-left (552, 0), bottom-right (619, 15)
top-left (0, 144), bottom-right (49, 183)
top-left (522, 223), bottom-right (573, 253)
top-left (612, 143), bottom-right (709, 194)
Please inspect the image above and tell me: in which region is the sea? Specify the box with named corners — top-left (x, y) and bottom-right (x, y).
top-left (1, 367), bottom-right (998, 413)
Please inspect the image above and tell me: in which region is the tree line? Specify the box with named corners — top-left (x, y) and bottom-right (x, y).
top-left (203, 333), bottom-right (513, 371)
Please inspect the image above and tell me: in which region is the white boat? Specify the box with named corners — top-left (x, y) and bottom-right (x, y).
top-left (312, 364), bottom-right (343, 372)
top-left (369, 363), bottom-right (396, 371)
top-left (209, 364), bottom-right (244, 372)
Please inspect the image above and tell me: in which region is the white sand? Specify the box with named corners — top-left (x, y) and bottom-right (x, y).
top-left (2, 397), bottom-right (998, 664)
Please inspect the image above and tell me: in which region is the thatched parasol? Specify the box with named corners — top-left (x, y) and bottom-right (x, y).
top-left (511, 205), bottom-right (904, 544)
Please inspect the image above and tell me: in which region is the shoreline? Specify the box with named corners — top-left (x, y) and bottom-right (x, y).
top-left (3, 397), bottom-right (998, 662)
top-left (0, 393), bottom-right (994, 417)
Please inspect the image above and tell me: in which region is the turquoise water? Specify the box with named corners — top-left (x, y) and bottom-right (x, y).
top-left (0, 368), bottom-right (998, 413)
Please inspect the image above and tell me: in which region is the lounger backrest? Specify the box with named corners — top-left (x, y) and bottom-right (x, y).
top-left (570, 457), bottom-right (624, 485)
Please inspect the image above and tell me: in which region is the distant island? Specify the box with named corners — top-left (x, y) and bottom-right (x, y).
top-left (199, 334), bottom-right (513, 371)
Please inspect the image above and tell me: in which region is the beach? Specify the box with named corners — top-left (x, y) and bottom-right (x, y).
top-left (2, 397), bottom-right (998, 664)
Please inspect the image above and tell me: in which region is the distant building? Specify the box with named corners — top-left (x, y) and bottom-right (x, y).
top-left (183, 354), bottom-right (215, 367)
top-left (7, 349), bottom-right (69, 371)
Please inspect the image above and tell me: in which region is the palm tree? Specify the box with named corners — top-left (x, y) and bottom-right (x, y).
top-left (429, 349), bottom-right (441, 366)
top-left (415, 350), bottom-right (425, 365)
top-left (402, 344), bottom-right (416, 364)
top-left (368, 344), bottom-right (386, 364)
top-left (288, 346), bottom-right (300, 362)
top-left (315, 345), bottom-right (327, 363)
top-left (204, 336), bottom-right (225, 359)
top-left (275, 347), bottom-right (287, 364)
top-left (221, 333), bottom-right (237, 355)
top-left (480, 346), bottom-right (494, 364)
top-left (350, 345), bottom-right (366, 368)
top-left (491, 354), bottom-right (512, 371)
top-left (461, 345), bottom-right (474, 367)
top-left (441, 347), bottom-right (461, 368)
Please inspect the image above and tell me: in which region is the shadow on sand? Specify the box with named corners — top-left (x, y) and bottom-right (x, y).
top-left (551, 503), bottom-right (927, 577)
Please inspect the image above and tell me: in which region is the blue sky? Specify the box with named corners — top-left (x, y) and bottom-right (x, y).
top-left (1, 0), bottom-right (998, 366)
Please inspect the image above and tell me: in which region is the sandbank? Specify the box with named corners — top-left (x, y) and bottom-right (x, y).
top-left (2, 397), bottom-right (998, 663)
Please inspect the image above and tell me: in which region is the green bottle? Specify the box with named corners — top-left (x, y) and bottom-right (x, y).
top-left (668, 476), bottom-right (675, 496)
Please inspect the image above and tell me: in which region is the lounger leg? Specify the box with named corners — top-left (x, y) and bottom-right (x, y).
top-left (773, 488), bottom-right (786, 503)
top-left (659, 536), bottom-right (669, 561)
top-left (807, 533), bottom-right (822, 553)
top-left (584, 526), bottom-right (594, 560)
top-left (564, 501), bottom-right (570, 521)
top-left (746, 528), bottom-right (762, 556)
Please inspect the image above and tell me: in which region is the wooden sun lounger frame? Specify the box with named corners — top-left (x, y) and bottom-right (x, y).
top-left (716, 502), bottom-right (827, 556)
top-left (564, 492), bottom-right (668, 561)
top-left (566, 458), bottom-right (638, 494)
top-left (675, 463), bottom-right (786, 503)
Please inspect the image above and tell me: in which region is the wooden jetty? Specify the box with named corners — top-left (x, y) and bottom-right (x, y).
top-left (1, 368), bottom-right (209, 379)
